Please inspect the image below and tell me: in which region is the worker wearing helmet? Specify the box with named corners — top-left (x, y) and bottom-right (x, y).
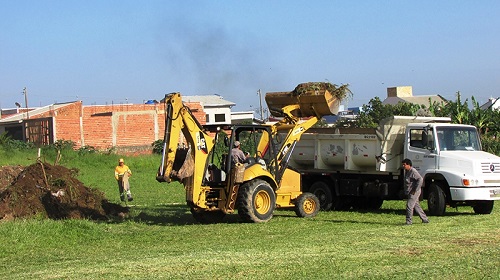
top-left (115, 158), bottom-right (133, 202)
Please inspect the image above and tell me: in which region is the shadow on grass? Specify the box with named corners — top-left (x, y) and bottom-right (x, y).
top-left (275, 206), bottom-right (477, 226)
top-left (349, 207), bottom-right (477, 217)
top-left (105, 203), bottom-right (477, 226)
top-left (109, 204), bottom-right (243, 226)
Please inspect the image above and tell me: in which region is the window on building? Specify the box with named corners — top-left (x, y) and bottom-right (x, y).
top-left (215, 114), bottom-right (225, 122)
top-left (206, 114), bottom-right (210, 123)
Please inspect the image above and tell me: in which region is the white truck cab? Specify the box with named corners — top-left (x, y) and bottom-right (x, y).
top-left (405, 121), bottom-right (500, 215)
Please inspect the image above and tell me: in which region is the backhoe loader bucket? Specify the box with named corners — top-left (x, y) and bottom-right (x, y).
top-left (265, 82), bottom-right (349, 118)
top-left (170, 147), bottom-right (194, 180)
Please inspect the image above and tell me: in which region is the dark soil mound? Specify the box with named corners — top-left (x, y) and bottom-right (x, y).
top-left (0, 162), bottom-right (128, 221)
top-left (0, 165), bottom-right (24, 190)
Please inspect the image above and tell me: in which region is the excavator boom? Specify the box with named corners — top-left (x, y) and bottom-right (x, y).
top-left (156, 92), bottom-right (212, 185)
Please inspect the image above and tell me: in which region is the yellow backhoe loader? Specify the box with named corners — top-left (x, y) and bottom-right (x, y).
top-left (156, 82), bottom-right (348, 223)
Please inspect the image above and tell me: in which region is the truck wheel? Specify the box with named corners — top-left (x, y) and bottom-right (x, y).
top-left (294, 192), bottom-right (320, 218)
top-left (473, 201), bottom-right (494, 214)
top-left (427, 184), bottom-right (446, 216)
top-left (237, 179), bottom-right (276, 223)
top-left (370, 198), bottom-right (384, 209)
top-left (310, 181), bottom-right (333, 210)
top-left (190, 208), bottom-right (225, 224)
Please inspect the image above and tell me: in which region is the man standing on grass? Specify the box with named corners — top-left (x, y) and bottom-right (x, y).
top-left (115, 158), bottom-right (133, 202)
top-left (402, 158), bottom-right (429, 225)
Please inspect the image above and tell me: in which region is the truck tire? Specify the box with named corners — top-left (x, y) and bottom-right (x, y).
top-left (237, 179), bottom-right (276, 223)
top-left (190, 208), bottom-right (225, 224)
top-left (368, 198), bottom-right (384, 210)
top-left (294, 192), bottom-right (320, 218)
top-left (473, 201), bottom-right (494, 214)
top-left (427, 183), bottom-right (446, 216)
top-left (309, 181), bottom-right (333, 210)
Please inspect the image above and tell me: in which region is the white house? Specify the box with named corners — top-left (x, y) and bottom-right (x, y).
top-left (230, 111), bottom-right (255, 124)
top-left (480, 97), bottom-right (500, 111)
top-left (382, 86), bottom-right (447, 107)
top-left (183, 95), bottom-right (235, 125)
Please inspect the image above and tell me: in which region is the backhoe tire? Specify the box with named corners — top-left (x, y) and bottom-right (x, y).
top-left (190, 208), bottom-right (225, 224)
top-left (473, 201), bottom-right (494, 214)
top-left (309, 181), bottom-right (333, 211)
top-left (237, 179), bottom-right (276, 223)
top-left (294, 192), bottom-right (320, 218)
top-left (427, 183), bottom-right (446, 216)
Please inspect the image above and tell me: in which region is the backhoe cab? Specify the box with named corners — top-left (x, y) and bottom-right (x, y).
top-left (156, 82), bottom-right (348, 223)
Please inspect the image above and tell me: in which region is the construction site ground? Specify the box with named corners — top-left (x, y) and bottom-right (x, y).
top-left (0, 162), bottom-right (128, 221)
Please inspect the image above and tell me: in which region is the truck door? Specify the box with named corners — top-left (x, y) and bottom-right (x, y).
top-left (405, 127), bottom-right (437, 175)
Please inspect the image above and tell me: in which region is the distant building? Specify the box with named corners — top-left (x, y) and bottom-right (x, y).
top-left (183, 95), bottom-right (260, 124)
top-left (182, 95), bottom-right (235, 125)
top-left (382, 86), bottom-right (447, 107)
top-left (323, 105), bottom-right (362, 125)
top-left (0, 101), bottom-right (205, 154)
top-left (480, 97), bottom-right (500, 111)
top-left (0, 107), bottom-right (36, 120)
top-left (230, 111), bottom-right (255, 124)
top-left (0, 93), bottom-right (259, 153)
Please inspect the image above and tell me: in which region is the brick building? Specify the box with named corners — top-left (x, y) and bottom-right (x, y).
top-left (0, 101), bottom-right (205, 154)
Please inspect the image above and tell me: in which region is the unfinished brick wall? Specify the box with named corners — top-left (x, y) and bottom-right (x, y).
top-left (52, 102), bottom-right (83, 147)
top-left (12, 101), bottom-right (206, 154)
top-left (80, 102), bottom-right (206, 153)
top-left (29, 102), bottom-right (83, 146)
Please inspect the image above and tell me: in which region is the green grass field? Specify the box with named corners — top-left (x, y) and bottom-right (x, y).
top-left (0, 148), bottom-right (499, 279)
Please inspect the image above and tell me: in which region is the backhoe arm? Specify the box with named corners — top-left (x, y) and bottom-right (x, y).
top-left (268, 104), bottom-right (320, 183)
top-left (156, 93), bottom-right (214, 185)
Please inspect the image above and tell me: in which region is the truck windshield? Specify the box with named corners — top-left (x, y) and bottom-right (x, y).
top-left (436, 127), bottom-right (481, 151)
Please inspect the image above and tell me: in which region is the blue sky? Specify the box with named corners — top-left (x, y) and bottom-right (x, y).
top-left (1, 1), bottom-right (499, 113)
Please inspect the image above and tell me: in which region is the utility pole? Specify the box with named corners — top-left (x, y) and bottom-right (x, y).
top-left (23, 87), bottom-right (29, 119)
top-left (257, 89), bottom-right (264, 121)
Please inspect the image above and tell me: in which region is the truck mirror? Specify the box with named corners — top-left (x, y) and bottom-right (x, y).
top-left (427, 140), bottom-right (435, 151)
top-left (421, 131), bottom-right (428, 146)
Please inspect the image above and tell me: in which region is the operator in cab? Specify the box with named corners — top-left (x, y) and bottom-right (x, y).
top-left (231, 141), bottom-right (246, 165)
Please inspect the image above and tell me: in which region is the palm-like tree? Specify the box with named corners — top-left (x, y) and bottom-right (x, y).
top-left (470, 96), bottom-right (493, 135)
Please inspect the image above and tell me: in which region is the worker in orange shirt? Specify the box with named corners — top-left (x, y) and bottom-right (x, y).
top-left (115, 158), bottom-right (133, 202)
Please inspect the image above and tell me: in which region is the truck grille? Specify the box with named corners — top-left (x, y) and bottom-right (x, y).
top-left (481, 162), bottom-right (500, 174)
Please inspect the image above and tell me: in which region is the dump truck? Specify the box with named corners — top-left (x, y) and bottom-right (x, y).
top-left (156, 82), bottom-right (348, 223)
top-left (290, 116), bottom-right (500, 215)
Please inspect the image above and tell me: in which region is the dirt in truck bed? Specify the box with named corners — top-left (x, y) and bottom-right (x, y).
top-left (0, 162), bottom-right (128, 221)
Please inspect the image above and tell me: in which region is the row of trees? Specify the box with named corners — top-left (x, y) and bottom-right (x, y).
top-left (333, 92), bottom-right (500, 155)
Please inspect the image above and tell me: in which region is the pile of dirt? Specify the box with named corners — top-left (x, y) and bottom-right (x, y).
top-left (0, 162), bottom-right (128, 221)
top-left (292, 82), bottom-right (352, 100)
